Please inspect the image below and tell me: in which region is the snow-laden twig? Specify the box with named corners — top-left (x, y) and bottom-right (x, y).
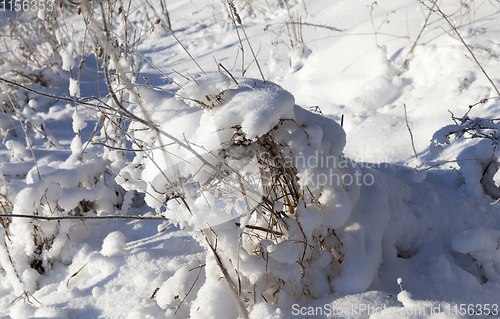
top-left (0, 214), bottom-right (168, 221)
top-left (0, 76), bottom-right (118, 115)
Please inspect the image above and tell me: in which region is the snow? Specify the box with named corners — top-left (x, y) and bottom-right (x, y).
top-left (60, 43), bottom-right (75, 72)
top-left (101, 231), bottom-right (128, 257)
top-left (69, 78), bottom-right (80, 97)
top-left (37, 9), bottom-right (46, 21)
top-left (1, 0), bottom-right (500, 318)
top-left (5, 140), bottom-right (29, 162)
top-left (72, 108), bottom-right (87, 133)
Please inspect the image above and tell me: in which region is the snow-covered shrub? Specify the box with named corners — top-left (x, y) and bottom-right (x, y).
top-left (0, 1), bottom-right (177, 295)
top-left (0, 11), bottom-right (61, 72)
top-left (431, 103), bottom-right (500, 284)
top-left (0, 0), bottom-right (137, 288)
top-left (0, 158), bottom-right (122, 294)
top-left (0, 10), bottom-right (62, 106)
top-left (0, 122), bottom-right (127, 294)
top-left (431, 104), bottom-right (500, 198)
top-left (112, 71), bottom-right (408, 316)
top-left (0, 7), bottom-right (90, 150)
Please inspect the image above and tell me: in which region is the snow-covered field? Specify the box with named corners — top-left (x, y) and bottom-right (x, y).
top-left (1, 0), bottom-right (500, 318)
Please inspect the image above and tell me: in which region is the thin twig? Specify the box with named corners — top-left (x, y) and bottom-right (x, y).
top-left (131, 47), bottom-right (184, 89)
top-left (239, 19), bottom-right (265, 83)
top-left (219, 63), bottom-right (239, 85)
top-left (227, 0), bottom-right (265, 82)
top-left (0, 77), bottom-right (115, 113)
top-left (7, 93), bottom-right (42, 180)
top-left (66, 262), bottom-right (88, 288)
top-left (427, 0), bottom-right (500, 97)
top-left (175, 247), bottom-right (203, 314)
top-left (404, 104), bottom-right (419, 159)
top-left (235, 222), bottom-right (283, 236)
top-left (205, 235), bottom-right (249, 319)
top-left (408, 2), bottom-right (435, 57)
top-left (11, 291), bottom-right (43, 306)
top-left (422, 158), bottom-right (483, 170)
top-left (155, 16), bottom-right (206, 75)
top-left (0, 214), bottom-right (168, 221)
top-left (226, 0), bottom-right (245, 77)
top-left (285, 21), bottom-right (342, 32)
top-left (172, 69), bottom-right (191, 82)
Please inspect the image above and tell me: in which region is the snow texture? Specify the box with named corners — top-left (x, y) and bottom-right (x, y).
top-left (1, 0), bottom-right (500, 318)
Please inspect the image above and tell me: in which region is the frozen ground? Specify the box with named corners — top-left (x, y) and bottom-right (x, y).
top-left (1, 0), bottom-right (500, 318)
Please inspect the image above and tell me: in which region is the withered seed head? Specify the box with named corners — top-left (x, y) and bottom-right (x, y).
top-left (229, 2), bottom-right (242, 25)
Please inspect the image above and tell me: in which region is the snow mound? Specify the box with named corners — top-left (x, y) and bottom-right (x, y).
top-left (452, 227), bottom-right (500, 282)
top-left (181, 73), bottom-right (296, 139)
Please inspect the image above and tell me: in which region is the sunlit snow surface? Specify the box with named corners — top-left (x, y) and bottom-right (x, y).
top-left (1, 0), bottom-right (500, 318)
